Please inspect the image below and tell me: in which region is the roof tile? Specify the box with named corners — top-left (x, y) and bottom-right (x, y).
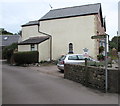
top-left (40, 3), bottom-right (101, 21)
top-left (18, 36), bottom-right (49, 45)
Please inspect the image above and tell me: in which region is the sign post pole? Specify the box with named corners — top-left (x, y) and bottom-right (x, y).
top-left (104, 36), bottom-right (108, 92)
top-left (91, 34), bottom-right (108, 92)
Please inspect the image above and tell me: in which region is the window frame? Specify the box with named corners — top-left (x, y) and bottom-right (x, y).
top-left (69, 43), bottom-right (73, 54)
top-left (31, 44), bottom-right (35, 51)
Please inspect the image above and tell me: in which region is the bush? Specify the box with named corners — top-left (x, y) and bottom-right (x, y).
top-left (2, 43), bottom-right (18, 62)
top-left (13, 51), bottom-right (39, 65)
top-left (99, 46), bottom-right (104, 54)
top-left (97, 54), bottom-right (105, 61)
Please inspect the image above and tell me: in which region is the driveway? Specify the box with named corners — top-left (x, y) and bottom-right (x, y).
top-left (2, 63), bottom-right (118, 104)
top-left (28, 65), bottom-right (64, 77)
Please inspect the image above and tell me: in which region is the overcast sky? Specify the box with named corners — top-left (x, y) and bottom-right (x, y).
top-left (0, 0), bottom-right (119, 39)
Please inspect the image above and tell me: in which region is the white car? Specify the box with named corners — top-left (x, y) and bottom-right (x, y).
top-left (57, 54), bottom-right (98, 72)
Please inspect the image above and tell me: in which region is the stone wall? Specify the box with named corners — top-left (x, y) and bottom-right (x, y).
top-left (108, 69), bottom-right (118, 93)
top-left (64, 64), bottom-right (118, 93)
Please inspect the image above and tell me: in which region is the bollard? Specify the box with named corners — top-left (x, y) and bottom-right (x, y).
top-left (85, 58), bottom-right (87, 66)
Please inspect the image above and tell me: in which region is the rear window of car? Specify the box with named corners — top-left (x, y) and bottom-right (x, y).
top-left (59, 55), bottom-right (66, 61)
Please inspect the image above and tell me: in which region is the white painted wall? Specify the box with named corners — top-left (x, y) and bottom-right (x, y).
top-left (22, 25), bottom-right (40, 41)
top-left (18, 24), bottom-right (51, 62)
top-left (18, 45), bottom-right (30, 51)
top-left (40, 15), bottom-right (98, 59)
top-left (18, 44), bottom-right (38, 52)
top-left (19, 14), bottom-right (105, 61)
top-left (38, 39), bottom-right (50, 61)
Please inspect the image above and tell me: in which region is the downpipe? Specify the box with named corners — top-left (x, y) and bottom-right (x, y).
top-left (37, 21), bottom-right (52, 61)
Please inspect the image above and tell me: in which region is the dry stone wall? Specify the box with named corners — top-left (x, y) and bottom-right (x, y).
top-left (64, 64), bottom-right (118, 93)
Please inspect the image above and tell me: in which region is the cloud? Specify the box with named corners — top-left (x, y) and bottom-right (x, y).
top-left (1, 1), bottom-right (50, 33)
top-left (0, 0), bottom-right (119, 38)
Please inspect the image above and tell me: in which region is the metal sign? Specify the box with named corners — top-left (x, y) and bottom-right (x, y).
top-left (83, 48), bottom-right (89, 57)
top-left (83, 48), bottom-right (88, 53)
top-left (91, 35), bottom-right (106, 39)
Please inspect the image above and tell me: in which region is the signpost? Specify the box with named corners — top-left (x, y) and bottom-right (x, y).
top-left (83, 48), bottom-right (89, 57)
top-left (91, 35), bottom-right (106, 39)
top-left (91, 34), bottom-right (108, 92)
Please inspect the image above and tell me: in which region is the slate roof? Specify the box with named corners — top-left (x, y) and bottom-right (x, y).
top-left (0, 35), bottom-right (21, 47)
top-left (22, 3), bottom-right (102, 27)
top-left (40, 3), bottom-right (101, 21)
top-left (18, 36), bottom-right (49, 45)
top-left (22, 20), bottom-right (39, 27)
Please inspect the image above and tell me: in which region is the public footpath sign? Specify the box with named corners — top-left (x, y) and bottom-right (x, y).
top-left (91, 35), bottom-right (106, 39)
top-left (91, 34), bottom-right (108, 92)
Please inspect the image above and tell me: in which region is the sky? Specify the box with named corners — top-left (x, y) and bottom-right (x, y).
top-left (0, 0), bottom-right (119, 40)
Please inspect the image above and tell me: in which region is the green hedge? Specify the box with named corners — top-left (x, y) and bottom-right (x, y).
top-left (2, 43), bottom-right (18, 61)
top-left (13, 51), bottom-right (39, 65)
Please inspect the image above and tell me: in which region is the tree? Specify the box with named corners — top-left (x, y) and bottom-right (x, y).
top-left (0, 28), bottom-right (13, 35)
top-left (99, 46), bottom-right (104, 54)
top-left (2, 43), bottom-right (18, 63)
top-left (109, 36), bottom-right (120, 52)
top-left (97, 46), bottom-right (105, 61)
top-left (14, 30), bottom-right (22, 36)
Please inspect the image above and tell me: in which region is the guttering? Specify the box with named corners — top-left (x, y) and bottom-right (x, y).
top-left (37, 20), bottom-right (52, 61)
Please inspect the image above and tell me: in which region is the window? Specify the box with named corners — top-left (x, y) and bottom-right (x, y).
top-left (59, 55), bottom-right (66, 61)
top-left (4, 37), bottom-right (8, 40)
top-left (68, 43), bottom-right (73, 54)
top-left (31, 44), bottom-right (35, 51)
top-left (68, 55), bottom-right (78, 60)
top-left (77, 55), bottom-right (85, 60)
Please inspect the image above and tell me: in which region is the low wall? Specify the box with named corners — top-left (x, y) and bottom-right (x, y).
top-left (64, 64), bottom-right (118, 93)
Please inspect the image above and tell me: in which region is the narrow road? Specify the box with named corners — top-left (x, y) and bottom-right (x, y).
top-left (2, 63), bottom-right (118, 104)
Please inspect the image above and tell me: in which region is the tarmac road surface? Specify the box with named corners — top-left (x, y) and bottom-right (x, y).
top-left (2, 63), bottom-right (118, 104)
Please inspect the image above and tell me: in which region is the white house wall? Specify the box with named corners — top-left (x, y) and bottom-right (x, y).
top-left (18, 44), bottom-right (38, 51)
top-left (22, 25), bottom-right (40, 41)
top-left (19, 24), bottom-right (51, 62)
top-left (18, 45), bottom-right (30, 51)
top-left (40, 15), bottom-right (97, 59)
top-left (38, 39), bottom-right (50, 62)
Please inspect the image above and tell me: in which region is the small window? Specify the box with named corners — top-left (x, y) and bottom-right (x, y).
top-left (31, 44), bottom-right (35, 51)
top-left (68, 55), bottom-right (78, 60)
top-left (4, 37), bottom-right (8, 40)
top-left (68, 43), bottom-right (73, 54)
